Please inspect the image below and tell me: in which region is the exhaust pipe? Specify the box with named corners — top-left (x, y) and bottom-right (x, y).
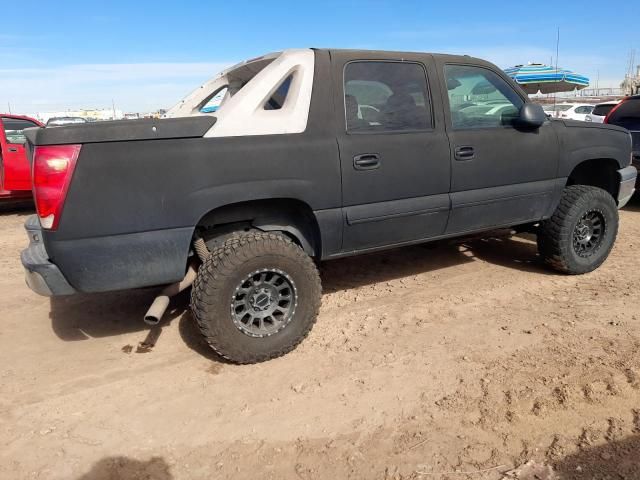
top-left (144, 262), bottom-right (199, 325)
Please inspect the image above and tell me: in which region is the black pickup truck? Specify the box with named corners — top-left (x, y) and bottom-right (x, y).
top-left (22, 49), bottom-right (636, 363)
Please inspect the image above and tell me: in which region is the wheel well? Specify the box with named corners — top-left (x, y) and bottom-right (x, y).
top-left (195, 199), bottom-right (321, 257)
top-left (567, 159), bottom-right (619, 199)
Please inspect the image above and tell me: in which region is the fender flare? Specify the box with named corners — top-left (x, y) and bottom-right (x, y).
top-left (252, 222), bottom-right (315, 256)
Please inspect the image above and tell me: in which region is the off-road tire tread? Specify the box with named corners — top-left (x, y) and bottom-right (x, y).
top-left (537, 185), bottom-right (618, 274)
top-left (191, 231), bottom-right (322, 364)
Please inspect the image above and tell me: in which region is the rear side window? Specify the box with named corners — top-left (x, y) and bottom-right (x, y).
top-left (344, 61), bottom-right (432, 133)
top-left (592, 104), bottom-right (617, 117)
top-left (445, 65), bottom-right (524, 129)
top-left (575, 106), bottom-right (593, 114)
top-left (2, 118), bottom-right (39, 144)
top-left (607, 98), bottom-right (640, 130)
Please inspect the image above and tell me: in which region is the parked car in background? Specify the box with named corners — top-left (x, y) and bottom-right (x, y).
top-left (0, 114), bottom-right (43, 200)
top-left (545, 103), bottom-right (594, 121)
top-left (605, 95), bottom-right (640, 166)
top-left (586, 101), bottom-right (620, 123)
top-left (46, 117), bottom-right (88, 127)
top-left (542, 104), bottom-right (557, 117)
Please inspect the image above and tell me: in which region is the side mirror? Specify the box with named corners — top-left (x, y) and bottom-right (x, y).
top-left (517, 103), bottom-right (546, 128)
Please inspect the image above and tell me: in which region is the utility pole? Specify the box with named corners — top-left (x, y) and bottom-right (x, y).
top-left (112, 98), bottom-right (117, 120)
top-left (7, 102), bottom-right (11, 114)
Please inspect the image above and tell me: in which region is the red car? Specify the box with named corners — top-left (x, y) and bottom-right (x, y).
top-left (0, 114), bottom-right (43, 200)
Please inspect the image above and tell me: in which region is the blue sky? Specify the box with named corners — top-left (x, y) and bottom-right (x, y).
top-left (1, 0), bottom-right (638, 114)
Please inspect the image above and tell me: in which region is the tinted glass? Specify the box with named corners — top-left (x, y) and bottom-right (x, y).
top-left (3, 118), bottom-right (38, 144)
top-left (264, 74), bottom-right (293, 110)
top-left (592, 104), bottom-right (617, 117)
top-left (344, 62), bottom-right (432, 132)
top-left (607, 99), bottom-right (640, 130)
top-left (445, 65), bottom-right (523, 130)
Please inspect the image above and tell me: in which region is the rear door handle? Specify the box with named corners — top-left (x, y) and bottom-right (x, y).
top-left (7, 147), bottom-right (18, 153)
top-left (353, 153), bottom-right (380, 170)
top-left (454, 146), bottom-right (475, 161)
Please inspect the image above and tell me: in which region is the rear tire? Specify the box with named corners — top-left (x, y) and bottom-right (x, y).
top-left (537, 185), bottom-right (618, 274)
top-left (190, 231), bottom-right (321, 364)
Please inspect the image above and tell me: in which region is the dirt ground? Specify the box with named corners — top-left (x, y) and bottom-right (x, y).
top-left (1, 201), bottom-right (640, 480)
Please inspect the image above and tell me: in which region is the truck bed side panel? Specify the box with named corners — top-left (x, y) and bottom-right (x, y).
top-left (43, 134), bottom-right (340, 291)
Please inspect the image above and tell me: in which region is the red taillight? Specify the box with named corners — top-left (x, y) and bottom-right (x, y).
top-left (32, 145), bottom-right (81, 230)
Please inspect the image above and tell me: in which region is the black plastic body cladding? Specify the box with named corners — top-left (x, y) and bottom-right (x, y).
top-left (22, 49), bottom-right (635, 294)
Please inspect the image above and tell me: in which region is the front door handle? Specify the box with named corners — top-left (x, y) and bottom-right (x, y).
top-left (454, 146), bottom-right (475, 161)
top-left (7, 147), bottom-right (18, 153)
top-left (353, 153), bottom-right (380, 170)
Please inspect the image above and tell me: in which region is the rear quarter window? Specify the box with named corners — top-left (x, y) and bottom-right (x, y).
top-left (608, 99), bottom-right (640, 130)
top-left (592, 104), bottom-right (616, 117)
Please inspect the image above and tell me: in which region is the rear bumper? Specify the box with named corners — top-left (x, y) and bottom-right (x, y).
top-left (617, 165), bottom-right (637, 209)
top-left (21, 216), bottom-right (76, 296)
top-left (22, 216), bottom-right (193, 294)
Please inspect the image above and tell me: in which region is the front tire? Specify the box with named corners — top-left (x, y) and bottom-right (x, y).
top-left (537, 185), bottom-right (618, 274)
top-left (191, 231), bottom-right (321, 364)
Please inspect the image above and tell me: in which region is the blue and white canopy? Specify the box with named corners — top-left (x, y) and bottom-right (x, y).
top-left (504, 63), bottom-right (589, 94)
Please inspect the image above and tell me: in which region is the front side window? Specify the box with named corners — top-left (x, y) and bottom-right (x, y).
top-left (344, 61), bottom-right (432, 133)
top-left (445, 65), bottom-right (524, 130)
top-left (3, 118), bottom-right (38, 144)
